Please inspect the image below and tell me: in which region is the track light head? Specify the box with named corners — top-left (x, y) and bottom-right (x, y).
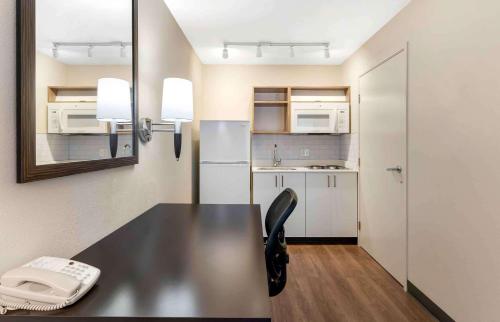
top-left (52, 46), bottom-right (58, 58)
top-left (256, 45), bottom-right (263, 58)
top-left (222, 45), bottom-right (229, 59)
top-left (88, 45), bottom-right (93, 58)
top-left (120, 44), bottom-right (126, 58)
top-left (324, 46), bottom-right (330, 59)
top-left (289, 46), bottom-right (295, 58)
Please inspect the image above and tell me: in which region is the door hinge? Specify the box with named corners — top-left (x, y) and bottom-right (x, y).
top-left (358, 94), bottom-right (361, 104)
top-left (358, 221), bottom-right (361, 231)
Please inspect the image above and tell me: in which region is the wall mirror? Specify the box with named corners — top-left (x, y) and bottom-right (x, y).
top-left (17, 0), bottom-right (138, 183)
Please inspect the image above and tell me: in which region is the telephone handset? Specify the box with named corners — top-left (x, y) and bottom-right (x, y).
top-left (0, 257), bottom-right (100, 315)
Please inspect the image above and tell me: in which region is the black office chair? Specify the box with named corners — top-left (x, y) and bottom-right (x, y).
top-left (264, 188), bottom-right (297, 297)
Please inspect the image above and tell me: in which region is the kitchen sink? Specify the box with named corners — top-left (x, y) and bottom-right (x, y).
top-left (257, 167), bottom-right (297, 171)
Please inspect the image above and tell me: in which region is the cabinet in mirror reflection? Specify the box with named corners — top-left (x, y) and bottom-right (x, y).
top-left (35, 0), bottom-right (134, 166)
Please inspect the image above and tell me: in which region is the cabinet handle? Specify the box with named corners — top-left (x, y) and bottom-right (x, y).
top-left (327, 175), bottom-right (330, 188)
top-left (275, 175), bottom-right (278, 188)
top-left (334, 175), bottom-right (337, 188)
top-left (281, 175), bottom-right (284, 188)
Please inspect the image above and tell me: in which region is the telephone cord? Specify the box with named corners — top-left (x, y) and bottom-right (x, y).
top-left (0, 290), bottom-right (79, 315)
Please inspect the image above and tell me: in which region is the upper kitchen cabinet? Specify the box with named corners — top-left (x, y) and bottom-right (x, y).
top-left (253, 172), bottom-right (306, 237)
top-left (252, 86), bottom-right (351, 135)
top-left (252, 87), bottom-right (290, 134)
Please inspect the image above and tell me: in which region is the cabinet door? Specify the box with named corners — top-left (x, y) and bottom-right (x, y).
top-left (306, 173), bottom-right (335, 237)
top-left (280, 173), bottom-right (306, 237)
top-left (253, 172), bottom-right (280, 236)
top-left (332, 173), bottom-right (358, 237)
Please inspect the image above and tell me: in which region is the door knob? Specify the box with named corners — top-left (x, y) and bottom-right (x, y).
top-left (386, 166), bottom-right (402, 173)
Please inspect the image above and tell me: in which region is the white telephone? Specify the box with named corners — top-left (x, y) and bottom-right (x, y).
top-left (0, 257), bottom-right (100, 315)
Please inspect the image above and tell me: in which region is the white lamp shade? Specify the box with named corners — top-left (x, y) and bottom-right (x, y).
top-left (96, 78), bottom-right (132, 122)
top-left (161, 78), bottom-right (193, 122)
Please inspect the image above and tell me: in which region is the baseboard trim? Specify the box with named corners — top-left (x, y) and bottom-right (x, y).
top-left (407, 281), bottom-right (454, 322)
top-left (284, 237), bottom-right (357, 244)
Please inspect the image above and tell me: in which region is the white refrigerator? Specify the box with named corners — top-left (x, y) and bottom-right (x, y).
top-left (200, 121), bottom-right (251, 204)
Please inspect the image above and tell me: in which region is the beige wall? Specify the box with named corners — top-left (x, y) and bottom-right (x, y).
top-left (341, 0), bottom-right (500, 320)
top-left (199, 65), bottom-right (343, 132)
top-left (0, 0), bottom-right (201, 273)
top-left (65, 65), bottom-right (132, 86)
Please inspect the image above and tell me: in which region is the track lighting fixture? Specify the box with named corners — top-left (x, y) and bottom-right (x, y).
top-left (222, 45), bottom-right (228, 59)
top-left (51, 41), bottom-right (132, 59)
top-left (222, 42), bottom-right (331, 59)
top-left (256, 45), bottom-right (263, 58)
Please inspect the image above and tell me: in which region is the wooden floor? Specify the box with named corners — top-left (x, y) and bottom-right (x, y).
top-left (271, 245), bottom-right (436, 322)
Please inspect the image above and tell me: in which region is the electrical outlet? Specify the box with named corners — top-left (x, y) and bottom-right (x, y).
top-left (301, 148), bottom-right (310, 157)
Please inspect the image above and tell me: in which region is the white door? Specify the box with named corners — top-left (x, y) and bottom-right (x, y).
top-left (253, 172), bottom-right (280, 235)
top-left (359, 49), bottom-right (407, 285)
top-left (200, 121), bottom-right (250, 162)
top-left (332, 173), bottom-right (358, 237)
top-left (280, 173), bottom-right (306, 237)
top-left (305, 173), bottom-right (334, 237)
top-left (200, 164), bottom-right (250, 204)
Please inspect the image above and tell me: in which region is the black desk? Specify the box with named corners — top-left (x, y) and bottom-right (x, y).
top-left (5, 204), bottom-right (271, 321)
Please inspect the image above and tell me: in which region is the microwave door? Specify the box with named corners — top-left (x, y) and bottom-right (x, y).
top-left (60, 110), bottom-right (107, 134)
top-left (292, 110), bottom-right (336, 133)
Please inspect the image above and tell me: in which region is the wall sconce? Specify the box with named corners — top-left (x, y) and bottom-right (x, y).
top-left (96, 78), bottom-right (132, 158)
top-left (138, 78), bottom-right (193, 161)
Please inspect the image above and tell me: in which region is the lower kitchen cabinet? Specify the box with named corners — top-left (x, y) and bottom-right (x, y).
top-left (304, 173), bottom-right (334, 237)
top-left (253, 171), bottom-right (357, 238)
top-left (306, 172), bottom-right (358, 237)
top-left (252, 172), bottom-right (306, 237)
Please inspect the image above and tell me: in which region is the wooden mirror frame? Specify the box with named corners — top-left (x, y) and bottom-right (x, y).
top-left (17, 0), bottom-right (139, 183)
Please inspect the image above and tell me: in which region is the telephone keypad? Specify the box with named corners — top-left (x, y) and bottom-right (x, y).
top-left (25, 257), bottom-right (99, 285)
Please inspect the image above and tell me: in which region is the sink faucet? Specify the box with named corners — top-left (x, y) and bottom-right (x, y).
top-left (273, 144), bottom-right (282, 167)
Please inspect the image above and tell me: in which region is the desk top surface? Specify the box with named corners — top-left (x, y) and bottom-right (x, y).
top-left (5, 204), bottom-right (271, 321)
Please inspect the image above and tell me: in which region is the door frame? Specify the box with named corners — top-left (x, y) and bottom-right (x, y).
top-left (358, 43), bottom-right (409, 289)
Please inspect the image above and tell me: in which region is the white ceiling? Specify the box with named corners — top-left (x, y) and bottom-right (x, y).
top-left (36, 0), bottom-right (132, 65)
top-left (164, 0), bottom-right (410, 65)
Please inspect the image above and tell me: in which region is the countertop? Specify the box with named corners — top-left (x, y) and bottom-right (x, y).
top-left (252, 166), bottom-right (358, 173)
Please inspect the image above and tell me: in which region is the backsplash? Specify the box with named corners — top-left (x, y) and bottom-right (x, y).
top-left (340, 133), bottom-right (359, 166)
top-left (36, 134), bottom-right (133, 163)
top-left (252, 133), bottom-right (359, 166)
top-left (69, 135), bottom-right (133, 160)
top-left (36, 134), bottom-right (69, 162)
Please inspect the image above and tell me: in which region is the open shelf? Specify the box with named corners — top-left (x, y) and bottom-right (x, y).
top-left (252, 87), bottom-right (290, 134)
top-left (252, 131), bottom-right (290, 135)
top-left (48, 86), bottom-right (97, 103)
top-left (254, 87), bottom-right (288, 102)
top-left (254, 101), bottom-right (288, 104)
top-left (290, 88), bottom-right (349, 103)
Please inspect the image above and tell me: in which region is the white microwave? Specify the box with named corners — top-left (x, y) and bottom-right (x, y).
top-left (291, 102), bottom-right (350, 134)
top-left (47, 103), bottom-right (108, 134)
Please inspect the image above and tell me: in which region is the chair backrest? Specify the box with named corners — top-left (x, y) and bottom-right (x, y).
top-left (265, 188), bottom-right (297, 237)
top-left (264, 188), bottom-right (297, 297)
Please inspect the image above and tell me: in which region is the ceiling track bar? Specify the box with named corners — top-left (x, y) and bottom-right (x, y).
top-left (224, 41), bottom-right (330, 47)
top-left (52, 41), bottom-right (133, 48)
